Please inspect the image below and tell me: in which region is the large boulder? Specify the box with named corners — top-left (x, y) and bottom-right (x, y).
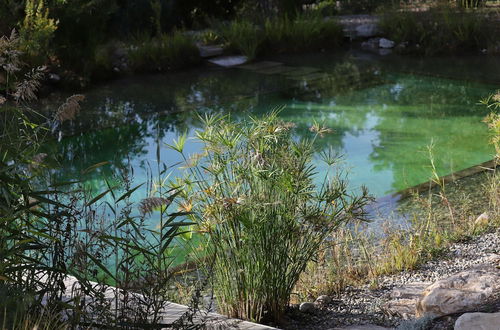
top-left (454, 312), bottom-right (500, 330)
top-left (383, 282), bottom-right (431, 319)
top-left (416, 265), bottom-right (500, 318)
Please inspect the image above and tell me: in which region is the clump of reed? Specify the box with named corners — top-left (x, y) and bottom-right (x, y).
top-left (213, 13), bottom-right (343, 59)
top-left (0, 47), bottom-right (204, 328)
top-left (128, 31), bottom-right (201, 73)
top-left (171, 112), bottom-right (371, 323)
top-left (379, 6), bottom-right (499, 55)
top-left (294, 146), bottom-right (500, 300)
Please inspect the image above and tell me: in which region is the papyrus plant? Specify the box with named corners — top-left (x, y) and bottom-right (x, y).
top-left (172, 111), bottom-right (371, 322)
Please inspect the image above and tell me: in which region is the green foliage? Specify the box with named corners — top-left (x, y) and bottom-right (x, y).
top-left (0, 52), bottom-right (202, 327)
top-left (128, 31), bottom-right (201, 72)
top-left (263, 13), bottom-right (343, 53)
top-left (380, 7), bottom-right (497, 55)
top-left (19, 0), bottom-right (58, 62)
top-left (217, 20), bottom-right (261, 59)
top-left (481, 91), bottom-right (500, 158)
top-left (333, 0), bottom-right (395, 14)
top-left (457, 0), bottom-right (484, 8)
top-left (173, 112), bottom-right (371, 322)
top-left (215, 14), bottom-right (343, 58)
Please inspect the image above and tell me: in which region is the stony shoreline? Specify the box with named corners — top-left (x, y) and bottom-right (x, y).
top-left (283, 227), bottom-right (500, 330)
top-left (282, 169), bottom-right (500, 330)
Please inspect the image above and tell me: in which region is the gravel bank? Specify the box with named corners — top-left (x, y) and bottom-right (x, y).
top-left (282, 228), bottom-right (500, 329)
top-left (282, 170), bottom-right (500, 330)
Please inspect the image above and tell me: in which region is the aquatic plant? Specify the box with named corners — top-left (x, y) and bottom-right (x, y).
top-left (380, 6), bottom-right (497, 55)
top-left (0, 54), bottom-right (204, 328)
top-left (217, 20), bottom-right (261, 60)
top-left (128, 31), bottom-right (201, 72)
top-left (263, 13), bottom-right (342, 53)
top-left (172, 112), bottom-right (371, 322)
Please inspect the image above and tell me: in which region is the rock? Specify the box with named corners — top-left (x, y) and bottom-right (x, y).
top-left (416, 265), bottom-right (500, 318)
top-left (390, 282), bottom-right (430, 299)
top-left (454, 312), bottom-right (500, 330)
top-left (355, 24), bottom-right (379, 38)
top-left (315, 295), bottom-right (331, 305)
top-left (299, 302), bottom-right (315, 313)
top-left (384, 282), bottom-right (431, 318)
top-left (379, 38), bottom-right (395, 49)
top-left (474, 212), bottom-right (489, 227)
top-left (383, 298), bottom-right (416, 318)
top-left (208, 55), bottom-right (248, 68)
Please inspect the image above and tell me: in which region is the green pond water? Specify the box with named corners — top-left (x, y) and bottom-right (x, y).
top-left (42, 51), bottom-right (498, 256)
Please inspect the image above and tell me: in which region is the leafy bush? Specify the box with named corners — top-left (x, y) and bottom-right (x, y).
top-left (173, 112), bottom-right (371, 322)
top-left (380, 7), bottom-right (497, 55)
top-left (263, 13), bottom-right (343, 53)
top-left (19, 0), bottom-right (58, 62)
top-left (216, 14), bottom-right (343, 58)
top-left (217, 20), bottom-right (261, 59)
top-left (128, 31), bottom-right (201, 72)
top-left (481, 91), bottom-right (500, 159)
top-left (0, 50), bottom-right (202, 327)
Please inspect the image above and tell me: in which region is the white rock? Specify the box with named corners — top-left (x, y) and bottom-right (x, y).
top-left (299, 302), bottom-right (315, 313)
top-left (379, 38), bottom-right (395, 49)
top-left (454, 312), bottom-right (500, 330)
top-left (416, 265), bottom-right (500, 317)
top-left (355, 24), bottom-right (378, 38)
top-left (208, 55), bottom-right (248, 67)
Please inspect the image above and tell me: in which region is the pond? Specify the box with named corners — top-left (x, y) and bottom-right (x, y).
top-left (41, 50), bottom-right (498, 252)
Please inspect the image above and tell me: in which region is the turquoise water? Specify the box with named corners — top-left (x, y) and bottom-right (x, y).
top-left (40, 51), bottom-right (499, 265)
top-left (44, 51), bottom-right (497, 200)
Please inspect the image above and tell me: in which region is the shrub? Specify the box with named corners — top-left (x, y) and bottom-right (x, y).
top-left (172, 112), bottom-right (371, 322)
top-left (19, 0), bottom-right (58, 63)
top-left (216, 14), bottom-right (343, 58)
top-left (128, 31), bottom-right (201, 72)
top-left (217, 20), bottom-right (262, 59)
top-left (0, 53), bottom-right (202, 327)
top-left (481, 91), bottom-right (500, 159)
top-left (263, 13), bottom-right (343, 53)
top-left (380, 7), bottom-right (497, 55)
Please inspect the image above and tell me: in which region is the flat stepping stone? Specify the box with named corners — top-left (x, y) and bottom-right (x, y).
top-left (198, 45), bottom-right (224, 58)
top-left (283, 67), bottom-right (321, 77)
top-left (237, 61), bottom-right (282, 71)
top-left (208, 56), bottom-right (248, 67)
top-left (288, 72), bottom-right (328, 82)
top-left (255, 65), bottom-right (296, 75)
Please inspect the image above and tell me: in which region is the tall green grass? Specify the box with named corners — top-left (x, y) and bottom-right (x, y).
top-left (128, 31), bottom-right (201, 72)
top-left (214, 13), bottom-right (343, 59)
top-left (0, 43), bottom-right (203, 328)
top-left (380, 6), bottom-right (498, 55)
top-left (171, 112), bottom-right (371, 322)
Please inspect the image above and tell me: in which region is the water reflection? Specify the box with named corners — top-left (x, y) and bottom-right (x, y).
top-left (44, 53), bottom-right (497, 199)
